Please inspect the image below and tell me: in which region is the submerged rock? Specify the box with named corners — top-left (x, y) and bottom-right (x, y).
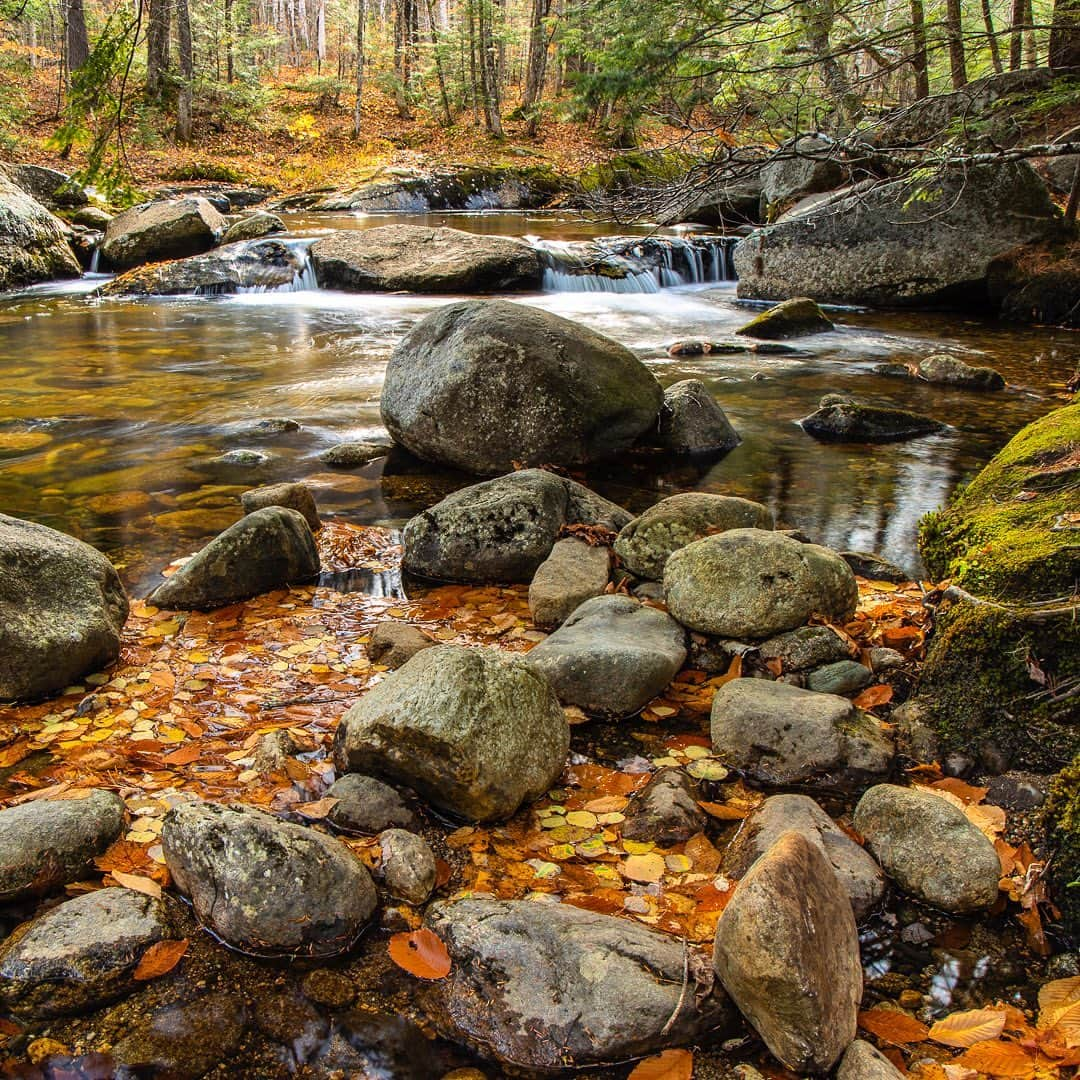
top-left (838, 1039), bottom-right (906, 1079)
top-left (524, 595), bottom-right (687, 718)
top-left (382, 299), bottom-right (663, 473)
top-left (0, 790), bottom-right (125, 902)
top-left (162, 800), bottom-right (377, 955)
top-left (801, 402), bottom-right (946, 442)
top-left (424, 898), bottom-right (734, 1068)
top-left (713, 831), bottom-right (861, 1074)
top-left (722, 794), bottom-right (886, 920)
top-left (0, 513), bottom-right (129, 701)
top-left (241, 481), bottom-right (320, 532)
top-left (735, 297), bottom-right (834, 339)
top-left (148, 506), bottom-right (320, 610)
top-left (311, 225), bottom-right (542, 293)
top-left (615, 493), bottom-right (774, 580)
top-left (839, 549), bottom-right (909, 582)
top-left (655, 378), bottom-right (741, 454)
top-left (621, 768), bottom-right (707, 845)
top-left (919, 353), bottom-right (1005, 390)
top-left (664, 529), bottom-right (857, 638)
top-left (367, 621), bottom-right (437, 669)
top-left (334, 644), bottom-right (569, 822)
top-left (319, 440), bottom-right (390, 468)
top-left (0, 171), bottom-right (81, 290)
top-left (853, 784), bottom-right (1001, 912)
top-left (710, 678), bottom-right (893, 787)
top-left (402, 469), bottom-right (630, 584)
top-left (101, 197), bottom-right (227, 270)
top-left (0, 888), bottom-right (176, 1018)
top-left (528, 537), bottom-right (611, 629)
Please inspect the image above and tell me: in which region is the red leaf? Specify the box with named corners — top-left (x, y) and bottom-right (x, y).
top-left (133, 938), bottom-right (189, 981)
top-left (388, 928), bottom-right (452, 979)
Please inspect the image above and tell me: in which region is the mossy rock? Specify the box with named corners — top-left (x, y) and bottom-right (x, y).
top-left (576, 150), bottom-right (697, 194)
top-left (912, 600), bottom-right (1080, 770)
top-left (1046, 756), bottom-right (1080, 938)
top-left (919, 402), bottom-right (1080, 602)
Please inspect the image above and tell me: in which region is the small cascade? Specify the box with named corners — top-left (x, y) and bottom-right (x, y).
top-left (88, 246), bottom-right (101, 275)
top-left (233, 238), bottom-right (318, 294)
top-left (532, 235), bottom-right (738, 294)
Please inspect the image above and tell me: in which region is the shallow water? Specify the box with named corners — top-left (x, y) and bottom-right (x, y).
top-left (1, 211), bottom-right (1077, 594)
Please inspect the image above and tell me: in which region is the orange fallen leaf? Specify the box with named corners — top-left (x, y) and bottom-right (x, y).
top-left (110, 871), bottom-right (162, 899)
top-left (133, 938), bottom-right (189, 981)
top-left (622, 853), bottom-right (666, 883)
top-left (628, 1048), bottom-right (694, 1079)
top-left (698, 801), bottom-right (747, 820)
top-left (858, 1007), bottom-right (931, 1045)
top-left (929, 1006), bottom-right (1007, 1048)
top-left (853, 684), bottom-right (893, 709)
top-left (388, 928), bottom-right (452, 979)
top-left (957, 1039), bottom-right (1035, 1077)
top-left (1039, 975), bottom-right (1080, 1044)
top-left (715, 654), bottom-right (743, 686)
top-left (161, 744), bottom-right (201, 766)
top-left (295, 797), bottom-right (339, 820)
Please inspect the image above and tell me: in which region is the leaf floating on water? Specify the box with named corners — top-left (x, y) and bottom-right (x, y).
top-left (928, 1006), bottom-right (1007, 1047)
top-left (957, 1038), bottom-right (1036, 1077)
top-left (858, 1007), bottom-right (931, 1045)
top-left (388, 928), bottom-right (452, 980)
top-left (628, 1048), bottom-right (694, 1080)
top-left (1040, 976), bottom-right (1080, 1045)
top-left (134, 938), bottom-right (189, 981)
top-left (622, 853), bottom-right (666, 883)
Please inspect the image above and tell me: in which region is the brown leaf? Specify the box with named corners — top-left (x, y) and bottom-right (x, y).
top-left (295, 797), bottom-right (339, 820)
top-left (928, 1007), bottom-right (1007, 1048)
top-left (628, 1049), bottom-right (694, 1080)
top-left (133, 938), bottom-right (189, 981)
top-left (698, 801), bottom-right (747, 820)
top-left (957, 1039), bottom-right (1036, 1077)
top-left (852, 683), bottom-right (894, 709)
top-left (110, 871), bottom-right (162, 899)
top-left (161, 744), bottom-right (201, 766)
top-left (388, 928), bottom-right (452, 980)
top-left (858, 1007), bottom-right (931, 1045)
top-left (1039, 975), bottom-right (1080, 1044)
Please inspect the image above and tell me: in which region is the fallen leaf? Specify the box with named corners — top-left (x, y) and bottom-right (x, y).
top-left (957, 1039), bottom-right (1036, 1077)
top-left (133, 938), bottom-right (189, 981)
top-left (628, 1048), bottom-right (694, 1079)
top-left (858, 1007), bottom-right (931, 1044)
top-left (110, 871), bottom-right (162, 899)
top-left (295, 797), bottom-right (339, 820)
top-left (622, 853), bottom-right (666, 883)
top-left (929, 1007), bottom-right (1007, 1047)
top-left (853, 684), bottom-right (894, 709)
top-left (388, 928), bottom-right (452, 980)
top-left (697, 801), bottom-right (747, 820)
top-left (161, 744), bottom-right (201, 766)
top-left (1040, 975), bottom-right (1080, 1044)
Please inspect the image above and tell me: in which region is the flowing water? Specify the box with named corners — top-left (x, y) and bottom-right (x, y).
top-left (1, 209), bottom-right (1077, 594)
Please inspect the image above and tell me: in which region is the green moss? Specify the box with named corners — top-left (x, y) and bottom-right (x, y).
top-left (163, 161), bottom-right (245, 184)
top-left (576, 150), bottom-right (696, 194)
top-left (918, 402), bottom-right (1080, 601)
top-left (1045, 754), bottom-right (1080, 937)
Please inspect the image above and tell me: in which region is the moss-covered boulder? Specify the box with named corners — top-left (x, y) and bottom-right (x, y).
top-left (0, 171), bottom-right (81, 291)
top-left (735, 297), bottom-right (833, 339)
top-left (1046, 758), bottom-right (1080, 938)
top-left (919, 402), bottom-right (1080, 601)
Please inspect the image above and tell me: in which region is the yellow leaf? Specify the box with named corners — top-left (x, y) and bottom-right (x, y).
top-left (623, 840), bottom-right (656, 855)
top-left (622, 853), bottom-right (666, 883)
top-left (110, 871), bottom-right (163, 899)
top-left (1039, 975), bottom-right (1080, 1046)
top-left (929, 1007), bottom-right (1007, 1048)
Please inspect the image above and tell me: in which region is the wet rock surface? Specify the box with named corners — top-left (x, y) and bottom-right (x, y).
top-left (0, 171), bottom-right (81, 290)
top-left (919, 353), bottom-right (1006, 390)
top-left (101, 197), bottom-right (227, 270)
top-left (221, 211), bottom-right (286, 243)
top-left (527, 537), bottom-right (611, 629)
top-left (375, 828), bottom-right (437, 905)
top-left (854, 784), bottom-right (1002, 912)
top-left (621, 767), bottom-right (707, 844)
top-left (382, 299), bottom-right (663, 473)
top-left (713, 831), bottom-right (862, 1073)
top-left (0, 513), bottom-right (130, 701)
top-left (424, 897), bottom-right (735, 1068)
top-left (241, 481), bottom-right (320, 532)
top-left (319, 440), bottom-right (390, 467)
top-left (806, 659), bottom-right (874, 695)
top-left (162, 801), bottom-right (377, 955)
top-left (0, 790), bottom-right (125, 902)
top-left (757, 625), bottom-right (854, 671)
top-left (735, 297), bottom-right (834, 339)
top-left (333, 644), bottom-right (570, 821)
top-left (148, 506), bottom-right (320, 610)
top-left (837, 1038), bottom-right (906, 1079)
top-left (655, 378), bottom-right (741, 454)
top-left (839, 549), bottom-right (909, 582)
top-left (801, 402), bottom-right (947, 442)
top-left (327, 773), bottom-right (420, 834)
top-left (0, 887), bottom-right (177, 1017)
top-left (525, 594), bottom-right (686, 718)
top-left (366, 621), bottom-right (437, 669)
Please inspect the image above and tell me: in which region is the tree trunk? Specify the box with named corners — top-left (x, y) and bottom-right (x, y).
top-left (226, 0), bottom-right (235, 82)
top-left (146, 0), bottom-right (171, 98)
top-left (177, 0), bottom-right (194, 142)
top-left (1023, 0), bottom-right (1038, 65)
top-left (478, 0), bottom-right (503, 135)
top-left (1009, 0), bottom-right (1024, 68)
top-left (982, 0), bottom-right (1004, 73)
top-left (353, 0), bottom-right (365, 135)
top-left (1050, 0), bottom-right (1080, 69)
top-left (909, 0), bottom-right (929, 98)
top-left (424, 0), bottom-right (454, 125)
top-left (64, 0), bottom-right (90, 74)
top-left (522, 0), bottom-right (552, 135)
top-left (945, 0), bottom-right (967, 88)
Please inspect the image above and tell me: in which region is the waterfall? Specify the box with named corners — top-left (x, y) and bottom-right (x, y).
top-left (234, 238), bottom-right (318, 293)
top-left (532, 235), bottom-right (738, 294)
top-left (88, 246), bottom-right (101, 275)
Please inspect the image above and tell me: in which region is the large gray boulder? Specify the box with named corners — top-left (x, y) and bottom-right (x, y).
top-left (381, 299), bottom-right (663, 473)
top-left (310, 225), bottom-right (542, 293)
top-left (9, 164), bottom-right (87, 207)
top-left (655, 379), bottom-right (741, 454)
top-left (722, 794), bottom-right (886, 920)
top-left (0, 514), bottom-right (129, 701)
top-left (148, 506), bottom-right (319, 610)
top-left (423, 898), bottom-right (735, 1068)
top-left (0, 171), bottom-right (81, 291)
top-left (711, 679), bottom-right (893, 787)
top-left (162, 801), bottom-right (377, 956)
top-left (761, 137), bottom-right (847, 211)
top-left (734, 162), bottom-right (1059, 306)
top-left (0, 887), bottom-right (177, 1017)
top-left (663, 529), bottom-right (857, 638)
top-left (615, 493), bottom-right (774, 580)
top-left (101, 197), bottom-right (227, 270)
top-left (713, 832), bottom-right (861, 1074)
top-left (0, 790), bottom-right (125, 902)
top-left (402, 469), bottom-right (630, 584)
top-left (524, 595), bottom-right (687, 718)
top-left (528, 537), bottom-right (611, 629)
top-left (333, 644), bottom-right (569, 822)
top-left (853, 784), bottom-right (1002, 913)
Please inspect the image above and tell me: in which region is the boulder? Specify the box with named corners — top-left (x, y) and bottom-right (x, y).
top-left (528, 537), bottom-right (611, 629)
top-left (69, 205), bottom-right (113, 229)
top-left (148, 506), bottom-right (319, 610)
top-left (319, 440), bottom-right (390, 467)
top-left (664, 529), bottom-right (857, 639)
top-left (0, 172), bottom-right (81, 291)
top-left (710, 679), bottom-right (893, 787)
top-left (221, 211), bottom-right (286, 243)
top-left (333, 644), bottom-right (569, 822)
top-left (10, 164), bottom-right (87, 207)
top-left (366, 621), bottom-right (437, 669)
top-left (839, 550), bottom-right (909, 583)
top-left (801, 402), bottom-right (946, 442)
top-left (734, 162), bottom-right (1059, 306)
top-left (162, 801), bottom-right (377, 955)
top-left (757, 625), bottom-right (854, 672)
top-left (327, 773), bottom-right (420, 834)
top-left (713, 831), bottom-right (861, 1074)
top-left (423, 898), bottom-right (734, 1068)
top-left (241, 481), bottom-right (320, 532)
top-left (0, 514), bottom-right (129, 701)
top-left (621, 768), bottom-right (707, 845)
top-left (722, 794), bottom-right (886, 920)
top-left (735, 297), bottom-right (834, 339)
top-left (761, 137), bottom-right (848, 211)
top-left (853, 784), bottom-right (1002, 912)
top-left (919, 353), bottom-right (1005, 390)
top-left (382, 299), bottom-right (663, 473)
top-left (806, 659), bottom-right (874, 696)
top-left (375, 828), bottom-right (437, 905)
top-left (656, 379), bottom-right (740, 454)
top-left (402, 469), bottom-right (630, 584)
top-left (615, 493), bottom-right (774, 580)
top-left (310, 225), bottom-right (542, 293)
top-left (0, 888), bottom-right (176, 1018)
top-left (0, 791), bottom-right (125, 902)
top-left (101, 197), bottom-right (227, 270)
top-left (837, 1040), bottom-right (906, 1080)
top-left (524, 595), bottom-right (687, 718)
